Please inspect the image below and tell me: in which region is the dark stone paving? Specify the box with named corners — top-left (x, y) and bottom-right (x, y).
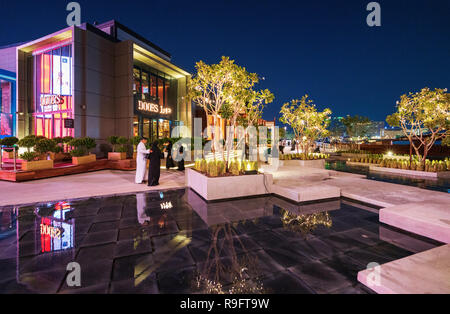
top-left (0, 188), bottom-right (442, 294)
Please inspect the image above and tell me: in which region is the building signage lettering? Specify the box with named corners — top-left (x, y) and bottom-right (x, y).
top-left (40, 94), bottom-right (65, 112)
top-left (137, 100), bottom-right (172, 115)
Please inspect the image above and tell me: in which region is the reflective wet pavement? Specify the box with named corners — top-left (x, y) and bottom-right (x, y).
top-left (0, 189), bottom-right (441, 294)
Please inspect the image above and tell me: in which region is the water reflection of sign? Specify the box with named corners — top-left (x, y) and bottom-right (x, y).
top-left (38, 201), bottom-right (74, 253)
top-left (40, 221), bottom-right (62, 239)
top-left (40, 94), bottom-right (64, 112)
top-left (137, 100), bottom-right (172, 115)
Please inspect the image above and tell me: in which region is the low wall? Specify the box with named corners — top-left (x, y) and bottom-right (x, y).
top-left (279, 159), bottom-right (325, 169)
top-left (185, 168), bottom-right (270, 201)
top-left (369, 165), bottom-right (450, 179)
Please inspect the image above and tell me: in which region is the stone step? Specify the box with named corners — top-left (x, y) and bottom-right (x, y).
top-left (270, 183), bottom-right (341, 203)
top-left (358, 244), bottom-right (450, 294)
top-left (379, 201), bottom-right (450, 244)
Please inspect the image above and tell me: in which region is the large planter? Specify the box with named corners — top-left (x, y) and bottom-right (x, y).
top-left (108, 152), bottom-right (127, 161)
top-left (186, 168), bottom-right (268, 201)
top-left (72, 154), bottom-right (96, 165)
top-left (21, 159), bottom-right (54, 171)
top-left (279, 159), bottom-right (325, 169)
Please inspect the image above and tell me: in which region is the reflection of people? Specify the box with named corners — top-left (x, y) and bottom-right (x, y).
top-left (136, 193), bottom-right (149, 225)
top-left (177, 145), bottom-right (185, 171)
top-left (165, 141), bottom-right (175, 169)
top-left (147, 141), bottom-right (163, 186)
top-left (135, 137), bottom-right (149, 184)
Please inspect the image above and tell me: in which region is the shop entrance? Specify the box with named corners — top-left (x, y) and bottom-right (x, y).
top-left (35, 113), bottom-right (74, 138)
top-left (134, 116), bottom-right (172, 141)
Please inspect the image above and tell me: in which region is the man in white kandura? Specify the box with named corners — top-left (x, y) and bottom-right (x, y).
top-left (135, 137), bottom-right (150, 184)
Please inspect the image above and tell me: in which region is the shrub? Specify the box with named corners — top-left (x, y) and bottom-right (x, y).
top-left (1, 136), bottom-right (19, 147)
top-left (207, 160), bottom-right (218, 177)
top-left (107, 136), bottom-right (119, 152)
top-left (68, 137), bottom-right (96, 157)
top-left (229, 159), bottom-right (240, 176)
top-left (20, 151), bottom-right (38, 161)
top-left (116, 137), bottom-right (129, 153)
top-left (18, 135), bottom-right (38, 152)
top-left (35, 138), bottom-right (57, 155)
top-left (62, 136), bottom-right (74, 144)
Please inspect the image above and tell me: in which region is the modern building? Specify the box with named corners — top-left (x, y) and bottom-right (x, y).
top-left (0, 43), bottom-right (19, 139)
top-left (0, 69), bottom-right (16, 139)
top-left (0, 20), bottom-right (193, 153)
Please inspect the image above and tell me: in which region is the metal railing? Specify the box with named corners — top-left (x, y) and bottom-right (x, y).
top-left (0, 146), bottom-right (17, 172)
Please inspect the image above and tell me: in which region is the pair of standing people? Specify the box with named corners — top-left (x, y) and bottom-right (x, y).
top-left (165, 141), bottom-right (185, 171)
top-left (135, 138), bottom-right (162, 186)
top-left (135, 138), bottom-right (185, 186)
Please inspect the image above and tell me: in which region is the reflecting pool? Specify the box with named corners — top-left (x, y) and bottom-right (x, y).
top-left (0, 189), bottom-right (441, 294)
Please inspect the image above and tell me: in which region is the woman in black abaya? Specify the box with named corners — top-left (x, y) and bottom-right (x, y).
top-left (147, 141), bottom-right (163, 186)
top-left (165, 141), bottom-right (175, 169)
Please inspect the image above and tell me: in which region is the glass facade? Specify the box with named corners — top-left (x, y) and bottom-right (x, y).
top-left (133, 66), bottom-right (177, 141)
top-left (0, 79), bottom-right (14, 138)
top-left (33, 44), bottom-right (74, 139)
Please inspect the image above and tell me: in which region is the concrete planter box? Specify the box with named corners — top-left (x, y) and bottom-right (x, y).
top-left (22, 159), bottom-right (54, 171)
top-left (185, 168), bottom-right (268, 201)
top-left (108, 152), bottom-right (127, 160)
top-left (369, 165), bottom-right (450, 179)
top-left (279, 159), bottom-right (325, 169)
top-left (72, 154), bottom-right (96, 165)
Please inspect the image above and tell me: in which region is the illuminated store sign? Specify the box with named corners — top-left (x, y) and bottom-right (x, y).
top-left (40, 94), bottom-right (64, 112)
top-left (137, 100), bottom-right (172, 115)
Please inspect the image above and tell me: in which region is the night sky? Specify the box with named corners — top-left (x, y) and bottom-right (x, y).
top-left (1, 0), bottom-right (449, 123)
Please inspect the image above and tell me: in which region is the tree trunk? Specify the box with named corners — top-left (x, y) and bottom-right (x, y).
top-left (409, 141), bottom-right (412, 170)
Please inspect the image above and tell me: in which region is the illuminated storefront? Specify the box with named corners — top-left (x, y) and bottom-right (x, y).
top-left (33, 44), bottom-right (74, 139)
top-left (12, 20), bottom-right (192, 150)
top-left (132, 66), bottom-right (177, 141)
top-left (0, 69), bottom-right (15, 138)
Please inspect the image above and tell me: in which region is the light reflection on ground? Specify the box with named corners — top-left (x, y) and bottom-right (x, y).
top-left (0, 188), bottom-right (441, 294)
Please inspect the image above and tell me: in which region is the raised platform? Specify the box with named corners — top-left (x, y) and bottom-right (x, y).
top-left (0, 159), bottom-right (136, 182)
top-left (379, 201), bottom-right (450, 244)
top-left (357, 244), bottom-right (450, 294)
top-left (270, 182), bottom-right (341, 203)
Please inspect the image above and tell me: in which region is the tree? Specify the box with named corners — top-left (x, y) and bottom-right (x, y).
top-left (386, 87), bottom-right (450, 169)
top-left (280, 95), bottom-right (332, 154)
top-left (188, 56), bottom-right (274, 170)
top-left (341, 115), bottom-right (371, 139)
top-left (188, 56), bottom-right (237, 157)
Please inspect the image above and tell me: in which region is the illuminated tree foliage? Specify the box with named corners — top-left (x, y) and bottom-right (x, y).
top-left (341, 115), bottom-right (372, 139)
top-left (279, 95), bottom-right (332, 153)
top-left (386, 87), bottom-right (449, 168)
top-left (188, 56), bottom-right (273, 168)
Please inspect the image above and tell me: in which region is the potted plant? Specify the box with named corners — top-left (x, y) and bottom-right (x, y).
top-left (131, 135), bottom-right (141, 159)
top-left (1, 136), bottom-right (19, 159)
top-left (107, 136), bottom-right (129, 160)
top-left (18, 135), bottom-right (38, 153)
top-left (69, 137), bottom-right (97, 165)
top-left (18, 137), bottom-right (54, 171)
top-left (48, 137), bottom-right (68, 161)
